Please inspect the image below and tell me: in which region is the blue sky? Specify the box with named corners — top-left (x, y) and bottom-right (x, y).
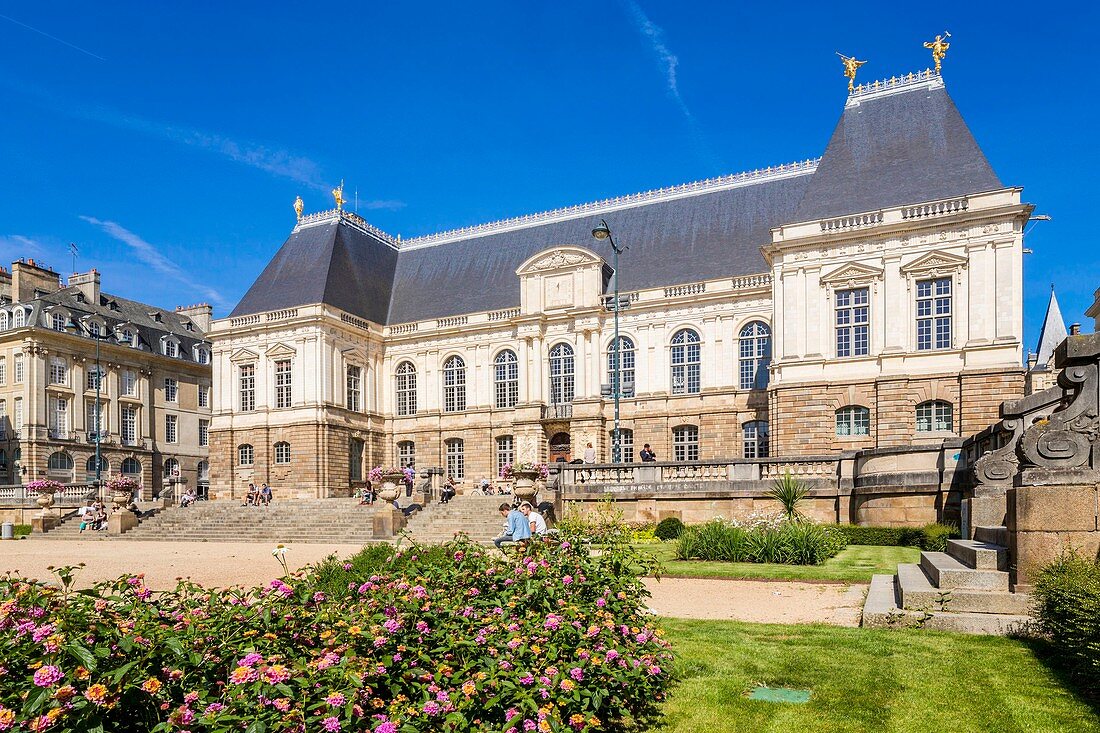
top-left (0, 2), bottom-right (1096, 350)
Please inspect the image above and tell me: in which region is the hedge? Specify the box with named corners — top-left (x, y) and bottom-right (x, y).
top-left (826, 523), bottom-right (959, 552)
top-left (655, 517), bottom-right (685, 541)
top-left (1032, 553), bottom-right (1100, 697)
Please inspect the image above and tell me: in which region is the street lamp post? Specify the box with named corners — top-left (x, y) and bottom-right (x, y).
top-left (69, 320), bottom-right (108, 497)
top-left (591, 219), bottom-right (627, 463)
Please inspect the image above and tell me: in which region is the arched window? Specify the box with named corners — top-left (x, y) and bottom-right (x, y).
top-left (611, 428), bottom-right (634, 463)
top-left (607, 336), bottom-right (635, 397)
top-left (916, 400), bottom-right (954, 433)
top-left (85, 455), bottom-right (109, 473)
top-left (197, 460), bottom-right (209, 480)
top-left (12, 309), bottom-right (25, 328)
top-left (274, 441), bottom-right (291, 464)
top-left (445, 439), bottom-right (465, 480)
top-left (395, 362), bottom-right (417, 417)
top-left (494, 350), bottom-right (519, 409)
top-left (121, 457), bottom-right (142, 476)
top-left (163, 457), bottom-right (180, 478)
top-left (673, 425), bottom-right (699, 462)
top-left (238, 444), bottom-right (254, 466)
top-left (743, 421), bottom-right (769, 459)
top-left (670, 329), bottom-right (701, 395)
top-left (397, 440), bottom-right (415, 468)
top-left (443, 355), bottom-right (466, 412)
top-left (549, 343), bottom-right (574, 405)
top-left (836, 406), bottom-right (871, 436)
top-left (0, 312), bottom-right (8, 330)
top-left (47, 451), bottom-right (74, 477)
top-left (739, 322), bottom-right (771, 390)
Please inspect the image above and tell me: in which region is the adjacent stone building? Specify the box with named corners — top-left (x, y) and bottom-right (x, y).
top-left (210, 70), bottom-right (1034, 499)
top-left (0, 260), bottom-right (213, 497)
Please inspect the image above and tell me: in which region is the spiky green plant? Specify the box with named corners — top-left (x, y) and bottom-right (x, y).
top-left (768, 469), bottom-right (810, 522)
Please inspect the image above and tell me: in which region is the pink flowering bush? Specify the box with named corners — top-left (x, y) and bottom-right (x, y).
top-left (499, 462), bottom-right (550, 480)
top-left (0, 537), bottom-right (671, 732)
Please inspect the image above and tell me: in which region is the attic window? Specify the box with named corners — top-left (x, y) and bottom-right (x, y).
top-left (75, 293), bottom-right (86, 303)
top-left (108, 301), bottom-right (119, 311)
top-left (183, 321), bottom-right (195, 332)
top-left (150, 312), bottom-right (163, 323)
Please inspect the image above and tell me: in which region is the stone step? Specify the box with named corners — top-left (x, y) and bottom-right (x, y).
top-left (974, 525), bottom-right (1009, 546)
top-left (896, 564), bottom-right (1030, 615)
top-left (946, 539), bottom-right (1008, 570)
top-left (862, 574), bottom-right (1032, 635)
top-left (919, 552), bottom-right (1009, 592)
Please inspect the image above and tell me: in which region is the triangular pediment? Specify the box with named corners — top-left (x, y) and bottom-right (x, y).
top-left (265, 343), bottom-right (297, 359)
top-left (229, 348), bottom-right (260, 363)
top-left (516, 246), bottom-right (604, 276)
top-left (821, 262), bottom-right (883, 285)
top-left (901, 250), bottom-right (968, 276)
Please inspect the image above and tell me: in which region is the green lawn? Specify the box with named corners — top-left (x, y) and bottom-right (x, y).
top-left (637, 543), bottom-right (919, 583)
top-left (653, 618), bottom-right (1100, 732)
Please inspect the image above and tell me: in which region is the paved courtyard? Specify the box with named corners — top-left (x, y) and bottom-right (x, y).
top-left (2, 539), bottom-right (866, 625)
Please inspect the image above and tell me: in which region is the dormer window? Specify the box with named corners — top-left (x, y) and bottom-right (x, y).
top-left (88, 321), bottom-right (102, 337)
top-left (162, 336), bottom-right (180, 358)
top-left (75, 292), bottom-right (86, 303)
top-left (108, 300), bottom-right (119, 311)
top-left (194, 346), bottom-right (210, 365)
top-left (149, 311), bottom-right (163, 323)
top-left (13, 309), bottom-right (25, 328)
top-left (183, 320), bottom-right (195, 332)
top-left (51, 313), bottom-right (67, 332)
top-left (0, 312), bottom-right (8, 330)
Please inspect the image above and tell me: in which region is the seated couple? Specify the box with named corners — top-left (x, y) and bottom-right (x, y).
top-left (492, 501), bottom-right (549, 549)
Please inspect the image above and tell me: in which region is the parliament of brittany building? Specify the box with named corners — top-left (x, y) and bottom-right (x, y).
top-left (209, 70), bottom-right (1034, 499)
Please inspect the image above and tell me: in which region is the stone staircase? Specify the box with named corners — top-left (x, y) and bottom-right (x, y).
top-left (863, 525), bottom-right (1031, 635)
top-left (401, 494), bottom-right (511, 545)
top-left (39, 499), bottom-right (382, 544)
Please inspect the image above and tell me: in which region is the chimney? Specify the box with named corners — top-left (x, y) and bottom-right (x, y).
top-left (0, 266), bottom-right (11, 302)
top-left (1070, 323), bottom-right (1081, 336)
top-left (175, 303), bottom-right (213, 333)
top-left (67, 269), bottom-right (101, 305)
top-left (12, 259), bottom-right (61, 302)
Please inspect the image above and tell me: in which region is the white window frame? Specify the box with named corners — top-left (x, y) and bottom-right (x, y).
top-left (607, 336), bottom-right (635, 397)
top-left (165, 414), bottom-right (178, 444)
top-left (239, 364), bottom-right (256, 412)
top-left (673, 425), bottom-right (699, 462)
top-left (916, 277), bottom-right (953, 351)
top-left (494, 350), bottom-right (519, 409)
top-left (443, 355), bottom-right (466, 413)
top-left (743, 420), bottom-right (769, 459)
top-left (164, 377), bottom-right (178, 403)
top-left (346, 365), bottom-right (362, 412)
top-left (445, 439), bottom-right (465, 480)
top-left (274, 441), bottom-right (291, 464)
top-left (238, 444), bottom-right (254, 466)
top-left (836, 406), bottom-right (871, 436)
top-left (671, 329), bottom-right (701, 395)
top-left (738, 322), bottom-right (770, 390)
top-left (395, 362), bottom-right (417, 417)
top-left (397, 440), bottom-right (415, 469)
top-left (916, 400), bottom-right (954, 433)
top-left (274, 360), bottom-right (292, 408)
top-left (199, 419), bottom-right (209, 447)
top-left (548, 343), bottom-right (575, 405)
top-left (495, 435), bottom-right (514, 476)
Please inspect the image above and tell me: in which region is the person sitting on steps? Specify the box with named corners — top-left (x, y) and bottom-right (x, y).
top-left (440, 475), bottom-right (457, 504)
top-left (492, 502), bottom-right (531, 550)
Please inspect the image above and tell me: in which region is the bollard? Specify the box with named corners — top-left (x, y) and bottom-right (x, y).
top-left (1, 522), bottom-right (13, 540)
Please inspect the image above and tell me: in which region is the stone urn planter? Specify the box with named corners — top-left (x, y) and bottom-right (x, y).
top-left (25, 479), bottom-right (64, 533)
top-left (512, 470), bottom-right (539, 504)
top-left (369, 468), bottom-right (409, 537)
top-left (376, 472), bottom-right (405, 504)
top-left (104, 476), bottom-right (142, 535)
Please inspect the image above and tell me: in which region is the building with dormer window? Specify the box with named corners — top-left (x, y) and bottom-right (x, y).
top-left (210, 70), bottom-right (1033, 499)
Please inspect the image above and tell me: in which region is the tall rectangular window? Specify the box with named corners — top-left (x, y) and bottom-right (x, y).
top-left (49, 396), bottom-right (68, 436)
top-left (165, 414), bottom-right (178, 444)
top-left (743, 421), bottom-right (769, 459)
top-left (14, 354), bottom-right (23, 384)
top-left (164, 340), bottom-right (179, 358)
top-left (346, 365), bottom-right (362, 412)
top-left (673, 425), bottom-right (699, 462)
top-left (612, 428), bottom-right (634, 463)
top-left (274, 360), bottom-right (292, 408)
top-left (120, 405), bottom-right (137, 445)
top-left (87, 401), bottom-right (104, 435)
top-left (122, 370), bottom-right (137, 397)
top-left (0, 356), bottom-right (6, 385)
top-left (198, 385), bottom-right (209, 408)
top-left (397, 440), bottom-right (415, 469)
top-left (496, 435), bottom-right (514, 476)
top-left (164, 378), bottom-right (178, 403)
top-left (49, 357), bottom-right (68, 385)
top-left (239, 365), bottom-right (256, 411)
top-left (835, 287), bottom-right (870, 357)
top-left (446, 439), bottom-right (465, 480)
top-left (87, 366), bottom-right (105, 391)
top-left (199, 419), bottom-right (209, 447)
top-left (52, 313), bottom-right (67, 332)
top-left (917, 278), bottom-right (952, 350)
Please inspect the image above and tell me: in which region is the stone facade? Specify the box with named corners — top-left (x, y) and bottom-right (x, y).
top-left (0, 260), bottom-right (212, 499)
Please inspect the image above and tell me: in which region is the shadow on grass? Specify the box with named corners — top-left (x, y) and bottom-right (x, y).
top-left (1022, 635), bottom-right (1100, 718)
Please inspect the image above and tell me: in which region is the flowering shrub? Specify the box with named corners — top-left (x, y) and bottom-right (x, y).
top-left (104, 475), bottom-right (141, 494)
top-left (499, 462), bottom-right (550, 480)
top-left (367, 466), bottom-right (416, 484)
top-left (0, 537), bottom-right (671, 732)
top-left (24, 479), bottom-right (64, 494)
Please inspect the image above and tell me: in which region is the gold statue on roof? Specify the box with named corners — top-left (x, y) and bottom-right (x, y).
top-left (332, 180), bottom-right (346, 211)
top-left (836, 52), bottom-right (867, 92)
top-left (293, 195), bottom-right (304, 221)
top-left (923, 32), bottom-right (951, 73)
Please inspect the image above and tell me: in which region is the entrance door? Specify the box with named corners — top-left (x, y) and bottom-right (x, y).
top-left (548, 432), bottom-right (571, 463)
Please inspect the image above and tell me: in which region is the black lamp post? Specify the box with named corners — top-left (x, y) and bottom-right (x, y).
top-left (591, 219), bottom-right (628, 463)
top-left (68, 320), bottom-right (109, 494)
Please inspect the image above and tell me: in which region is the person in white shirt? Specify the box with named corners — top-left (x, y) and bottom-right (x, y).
top-left (583, 442), bottom-right (597, 463)
top-left (519, 501), bottom-right (548, 536)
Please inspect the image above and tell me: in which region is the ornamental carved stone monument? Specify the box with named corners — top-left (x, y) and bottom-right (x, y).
top-left (1009, 332), bottom-right (1100, 589)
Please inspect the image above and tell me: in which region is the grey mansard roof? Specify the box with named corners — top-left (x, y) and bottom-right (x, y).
top-left (231, 74), bottom-right (1008, 326)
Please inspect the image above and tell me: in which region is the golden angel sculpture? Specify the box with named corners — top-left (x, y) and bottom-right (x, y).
top-left (332, 180), bottom-right (346, 211)
top-left (836, 53), bottom-right (868, 92)
top-left (924, 33), bottom-right (951, 73)
top-left (293, 195), bottom-right (304, 221)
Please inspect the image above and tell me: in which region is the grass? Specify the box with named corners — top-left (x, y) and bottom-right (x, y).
top-left (637, 543), bottom-right (919, 583)
top-left (14, 524), bottom-right (31, 538)
top-left (653, 618), bottom-right (1100, 732)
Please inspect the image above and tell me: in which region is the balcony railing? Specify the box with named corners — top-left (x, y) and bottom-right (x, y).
top-left (48, 429), bottom-right (77, 441)
top-left (559, 457), bottom-right (842, 488)
top-left (0, 483), bottom-right (97, 506)
top-left (541, 404), bottom-right (573, 420)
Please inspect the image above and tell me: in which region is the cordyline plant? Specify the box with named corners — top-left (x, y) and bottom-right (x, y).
top-left (767, 470), bottom-right (810, 522)
top-left (0, 534), bottom-right (671, 732)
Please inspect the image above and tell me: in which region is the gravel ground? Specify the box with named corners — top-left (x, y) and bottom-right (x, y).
top-left (0, 539), bottom-right (362, 589)
top-left (644, 577), bottom-right (867, 626)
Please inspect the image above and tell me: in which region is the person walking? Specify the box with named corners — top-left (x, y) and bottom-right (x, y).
top-left (492, 502), bottom-right (531, 550)
top-left (640, 444), bottom-right (657, 462)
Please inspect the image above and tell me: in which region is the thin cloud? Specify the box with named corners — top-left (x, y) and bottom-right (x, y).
top-left (622, 1), bottom-right (691, 118)
top-left (0, 234), bottom-right (48, 261)
top-left (0, 13), bottom-right (105, 61)
top-left (79, 216), bottom-right (228, 309)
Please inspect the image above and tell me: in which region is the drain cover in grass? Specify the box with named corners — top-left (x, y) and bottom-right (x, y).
top-left (747, 686), bottom-right (811, 704)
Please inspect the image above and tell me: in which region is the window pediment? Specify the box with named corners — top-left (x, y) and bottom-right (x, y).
top-left (265, 343), bottom-right (297, 359)
top-left (515, 246), bottom-right (603, 276)
top-left (900, 250), bottom-right (967, 278)
top-left (230, 348), bottom-right (260, 363)
top-left (821, 262), bottom-right (883, 288)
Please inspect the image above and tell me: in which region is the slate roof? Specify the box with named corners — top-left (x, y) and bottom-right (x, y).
top-left (231, 74), bottom-right (1008, 326)
top-left (6, 287), bottom-right (210, 360)
top-left (230, 219), bottom-right (398, 323)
